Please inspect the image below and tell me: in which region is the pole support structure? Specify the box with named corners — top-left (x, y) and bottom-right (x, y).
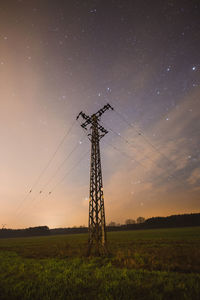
top-left (77, 103), bottom-right (113, 255)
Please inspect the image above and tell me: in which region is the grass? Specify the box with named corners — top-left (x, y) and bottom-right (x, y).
top-left (0, 227), bottom-right (200, 299)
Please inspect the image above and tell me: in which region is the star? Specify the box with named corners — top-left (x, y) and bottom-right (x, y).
top-left (90, 9), bottom-right (97, 13)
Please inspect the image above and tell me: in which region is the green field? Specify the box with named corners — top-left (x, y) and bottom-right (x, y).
top-left (0, 227), bottom-right (200, 299)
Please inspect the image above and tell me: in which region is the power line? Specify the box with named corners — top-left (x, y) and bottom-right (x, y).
top-left (78, 104), bottom-right (173, 179)
top-left (101, 121), bottom-right (175, 178)
top-left (83, 101), bottom-right (196, 168)
top-left (102, 139), bottom-right (147, 170)
top-left (102, 102), bottom-right (196, 168)
top-left (49, 149), bottom-right (90, 194)
top-left (112, 107), bottom-right (177, 169)
top-left (95, 100), bottom-right (176, 169)
top-left (41, 136), bottom-right (87, 191)
top-left (30, 119), bottom-right (77, 190)
top-left (15, 119), bottom-right (77, 214)
top-left (16, 196), bottom-right (37, 217)
top-left (102, 140), bottom-right (173, 186)
top-left (78, 110), bottom-right (149, 173)
top-left (16, 137), bottom-right (86, 216)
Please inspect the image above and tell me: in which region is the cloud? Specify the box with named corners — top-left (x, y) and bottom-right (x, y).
top-left (187, 168), bottom-right (200, 185)
top-left (103, 87), bottom-right (200, 221)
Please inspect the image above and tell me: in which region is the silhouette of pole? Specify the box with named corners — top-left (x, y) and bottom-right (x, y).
top-left (77, 103), bottom-right (113, 255)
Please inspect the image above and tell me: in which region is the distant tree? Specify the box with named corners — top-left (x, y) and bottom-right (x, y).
top-left (25, 226), bottom-right (50, 236)
top-left (108, 221), bottom-right (117, 227)
top-left (125, 219), bottom-right (136, 225)
top-left (137, 217), bottom-right (145, 224)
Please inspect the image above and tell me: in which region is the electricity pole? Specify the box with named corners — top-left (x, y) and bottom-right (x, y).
top-left (77, 103), bottom-right (113, 255)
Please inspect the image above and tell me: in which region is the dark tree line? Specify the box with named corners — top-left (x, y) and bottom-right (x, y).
top-left (144, 213), bottom-right (200, 228)
top-left (0, 213), bottom-right (199, 238)
top-left (0, 226), bottom-right (50, 238)
top-left (107, 213), bottom-right (200, 231)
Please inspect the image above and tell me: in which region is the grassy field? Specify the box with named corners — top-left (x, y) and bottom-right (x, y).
top-left (0, 227), bottom-right (200, 299)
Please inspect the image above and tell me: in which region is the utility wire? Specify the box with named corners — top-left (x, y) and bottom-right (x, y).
top-left (41, 135), bottom-right (87, 192)
top-left (112, 107), bottom-right (177, 169)
top-left (101, 121), bottom-right (175, 179)
top-left (49, 150), bottom-right (90, 194)
top-left (103, 139), bottom-right (148, 170)
top-left (15, 119), bottom-right (76, 213)
top-left (30, 119), bottom-right (77, 190)
top-left (95, 100), bottom-right (175, 169)
top-left (81, 102), bottom-right (175, 180)
top-left (103, 140), bottom-right (173, 186)
top-left (16, 137), bottom-right (86, 216)
top-left (77, 106), bottom-right (169, 177)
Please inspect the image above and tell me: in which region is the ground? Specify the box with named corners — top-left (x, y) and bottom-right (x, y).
top-left (0, 227), bottom-right (199, 299)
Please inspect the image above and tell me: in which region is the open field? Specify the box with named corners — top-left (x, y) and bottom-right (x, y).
top-left (0, 227), bottom-right (200, 299)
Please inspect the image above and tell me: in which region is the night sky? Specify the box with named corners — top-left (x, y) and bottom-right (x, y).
top-left (0, 0), bottom-right (200, 228)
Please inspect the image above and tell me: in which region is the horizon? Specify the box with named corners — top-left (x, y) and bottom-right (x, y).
top-left (1, 211), bottom-right (200, 230)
